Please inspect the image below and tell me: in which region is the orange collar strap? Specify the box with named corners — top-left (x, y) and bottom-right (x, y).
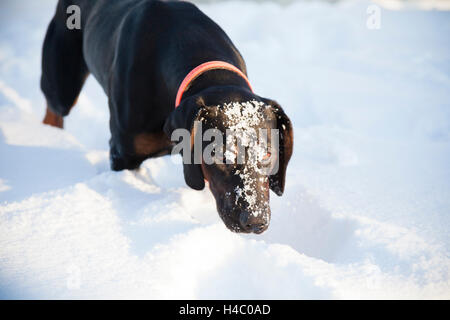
top-left (175, 61), bottom-right (253, 108)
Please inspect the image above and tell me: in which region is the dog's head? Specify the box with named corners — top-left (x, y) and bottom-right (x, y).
top-left (164, 87), bottom-right (293, 233)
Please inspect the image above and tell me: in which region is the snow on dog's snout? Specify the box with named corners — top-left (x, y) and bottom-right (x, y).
top-left (221, 100), bottom-right (273, 219)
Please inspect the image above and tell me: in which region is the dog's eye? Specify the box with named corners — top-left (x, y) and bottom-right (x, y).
top-left (257, 149), bottom-right (276, 174)
top-left (262, 152), bottom-right (271, 161)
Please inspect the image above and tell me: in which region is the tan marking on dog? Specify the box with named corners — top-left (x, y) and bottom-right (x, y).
top-left (42, 106), bottom-right (64, 129)
top-left (134, 132), bottom-right (173, 156)
top-left (42, 74), bottom-right (89, 129)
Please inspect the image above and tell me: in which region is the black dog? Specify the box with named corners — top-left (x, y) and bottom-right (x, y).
top-left (41, 0), bottom-right (293, 233)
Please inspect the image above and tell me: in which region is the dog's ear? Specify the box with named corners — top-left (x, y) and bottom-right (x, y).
top-left (263, 99), bottom-right (293, 196)
top-left (164, 96), bottom-right (205, 190)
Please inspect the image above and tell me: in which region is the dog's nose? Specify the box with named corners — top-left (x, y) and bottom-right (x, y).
top-left (239, 212), bottom-right (268, 234)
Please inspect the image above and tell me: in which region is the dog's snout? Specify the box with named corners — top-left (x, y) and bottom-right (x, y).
top-left (239, 212), bottom-right (268, 234)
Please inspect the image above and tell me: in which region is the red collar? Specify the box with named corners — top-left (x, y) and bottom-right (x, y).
top-left (175, 61), bottom-right (253, 108)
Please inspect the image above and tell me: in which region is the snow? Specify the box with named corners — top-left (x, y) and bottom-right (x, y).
top-left (0, 0), bottom-right (449, 299)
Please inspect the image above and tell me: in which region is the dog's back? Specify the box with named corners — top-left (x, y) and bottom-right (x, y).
top-left (42, 0), bottom-right (246, 122)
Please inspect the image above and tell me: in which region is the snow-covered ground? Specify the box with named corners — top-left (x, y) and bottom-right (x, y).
top-left (0, 0), bottom-right (449, 299)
